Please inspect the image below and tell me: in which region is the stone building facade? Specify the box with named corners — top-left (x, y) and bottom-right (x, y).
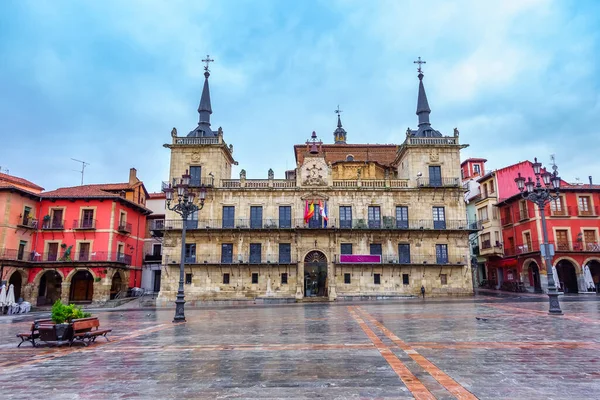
top-left (157, 65), bottom-right (476, 305)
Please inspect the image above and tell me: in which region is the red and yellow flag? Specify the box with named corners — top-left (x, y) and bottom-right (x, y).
top-left (304, 201), bottom-right (315, 223)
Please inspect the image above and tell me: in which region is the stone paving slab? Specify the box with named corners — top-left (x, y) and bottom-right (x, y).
top-left (0, 295), bottom-right (599, 399)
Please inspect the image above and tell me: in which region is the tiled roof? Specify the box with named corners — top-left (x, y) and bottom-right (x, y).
top-left (294, 144), bottom-right (399, 167)
top-left (0, 182), bottom-right (41, 197)
top-left (148, 192), bottom-right (166, 199)
top-left (41, 185), bottom-right (152, 214)
top-left (0, 172), bottom-right (44, 191)
top-left (83, 182), bottom-right (132, 191)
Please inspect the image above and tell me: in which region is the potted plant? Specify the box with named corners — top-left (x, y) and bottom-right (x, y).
top-left (40, 301), bottom-right (92, 342)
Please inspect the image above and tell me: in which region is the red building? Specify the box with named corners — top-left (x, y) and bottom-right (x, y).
top-left (494, 183), bottom-right (600, 293)
top-left (0, 169), bottom-right (151, 305)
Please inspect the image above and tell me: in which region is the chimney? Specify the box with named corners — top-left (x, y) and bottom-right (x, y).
top-left (590, 176), bottom-right (593, 188)
top-left (129, 168), bottom-right (137, 185)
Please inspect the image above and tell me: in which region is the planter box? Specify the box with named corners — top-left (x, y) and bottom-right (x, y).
top-left (38, 323), bottom-right (73, 345)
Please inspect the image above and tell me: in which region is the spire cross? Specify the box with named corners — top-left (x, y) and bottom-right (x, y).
top-left (413, 57), bottom-right (426, 73)
top-left (335, 105), bottom-right (343, 115)
top-left (202, 55), bottom-right (214, 72)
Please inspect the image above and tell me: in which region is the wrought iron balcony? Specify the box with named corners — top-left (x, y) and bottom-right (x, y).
top-left (118, 222), bottom-right (132, 234)
top-left (73, 219), bottom-right (96, 230)
top-left (18, 217), bottom-right (38, 229)
top-left (335, 254), bottom-right (468, 265)
top-left (180, 254), bottom-right (297, 265)
top-left (577, 206), bottom-right (599, 217)
top-left (548, 206), bottom-right (573, 217)
top-left (0, 250), bottom-right (132, 264)
top-left (417, 177), bottom-right (461, 188)
top-left (42, 220), bottom-right (64, 230)
top-left (518, 208), bottom-right (533, 221)
top-left (161, 177), bottom-right (214, 190)
top-left (144, 253), bottom-right (162, 262)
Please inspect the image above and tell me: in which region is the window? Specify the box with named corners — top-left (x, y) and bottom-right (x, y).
top-left (222, 206), bottom-right (235, 228)
top-left (436, 244), bottom-right (449, 264)
top-left (481, 233), bottom-right (491, 249)
top-left (402, 274), bottom-right (409, 285)
top-left (461, 169), bottom-right (465, 180)
top-left (370, 244), bottom-right (382, 256)
top-left (78, 242), bottom-right (90, 261)
top-left (489, 179), bottom-right (495, 194)
top-left (344, 273), bottom-right (351, 284)
top-left (579, 196), bottom-right (592, 216)
top-left (185, 273), bottom-right (192, 284)
top-left (346, 155), bottom-right (354, 161)
top-left (477, 206), bottom-right (488, 222)
top-left (152, 244), bottom-right (162, 256)
top-left (556, 230), bottom-right (569, 250)
top-left (494, 231), bottom-right (501, 247)
top-left (473, 164), bottom-right (481, 174)
top-left (251, 273), bottom-right (259, 284)
top-left (221, 243), bottom-right (233, 263)
top-left (185, 209), bottom-right (198, 229)
top-left (550, 197), bottom-right (565, 216)
top-left (281, 273), bottom-right (288, 285)
top-left (398, 244), bottom-right (410, 264)
top-left (429, 166), bottom-right (442, 187)
top-left (519, 200), bottom-right (529, 220)
top-left (309, 203), bottom-right (322, 228)
top-left (440, 274), bottom-right (448, 285)
top-left (279, 206), bottom-right (291, 228)
top-left (22, 206), bottom-right (32, 225)
top-left (339, 206), bottom-right (352, 228)
top-left (433, 207), bottom-right (446, 229)
top-left (223, 273), bottom-right (230, 284)
top-left (17, 241), bottom-right (26, 261)
top-left (396, 206), bottom-right (409, 229)
top-left (47, 242), bottom-right (59, 261)
top-left (584, 230), bottom-right (597, 244)
top-left (279, 243), bottom-right (291, 264)
top-left (185, 244), bottom-right (196, 263)
top-left (340, 243), bottom-right (352, 255)
top-left (374, 274), bottom-right (381, 285)
top-left (189, 166), bottom-right (201, 187)
top-left (117, 243), bottom-right (125, 262)
top-left (492, 207), bottom-right (499, 220)
top-left (249, 243), bottom-right (261, 264)
top-left (81, 209), bottom-right (94, 228)
top-left (368, 206), bottom-right (381, 228)
top-left (507, 236), bottom-right (515, 251)
top-left (250, 206), bottom-right (263, 229)
top-left (48, 209), bottom-right (63, 229)
top-left (523, 232), bottom-right (532, 252)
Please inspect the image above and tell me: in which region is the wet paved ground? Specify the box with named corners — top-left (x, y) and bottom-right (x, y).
top-left (1, 292), bottom-right (599, 399)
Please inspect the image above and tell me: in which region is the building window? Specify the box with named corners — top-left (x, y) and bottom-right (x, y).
top-left (22, 206), bottom-right (33, 226)
top-left (17, 241), bottom-right (27, 261)
top-left (550, 197), bottom-right (564, 215)
top-left (152, 243), bottom-right (162, 256)
top-left (477, 206), bottom-right (488, 223)
top-left (47, 242), bottom-right (59, 261)
top-left (436, 244), bottom-right (449, 264)
top-left (279, 243), bottom-right (291, 263)
top-left (309, 203), bottom-right (322, 228)
top-left (185, 244), bottom-right (196, 263)
top-left (370, 244), bottom-right (382, 256)
top-left (249, 243), bottom-right (261, 264)
top-left (519, 200), bottom-right (529, 220)
top-left (489, 179), bottom-right (495, 193)
top-left (47, 209), bottom-right (64, 229)
top-left (473, 164), bottom-right (481, 174)
top-left (250, 206), bottom-right (263, 229)
top-left (340, 243), bottom-right (352, 255)
top-left (185, 273), bottom-right (192, 284)
top-left (279, 206), bottom-right (291, 228)
top-left (402, 274), bottom-right (409, 285)
top-left (440, 274), bottom-right (447, 285)
top-left (189, 166), bottom-right (201, 187)
top-left (433, 207), bottom-right (446, 229)
top-left (344, 273), bottom-right (351, 284)
top-left (81, 209), bottom-right (95, 229)
top-left (222, 206), bottom-right (235, 228)
top-left (584, 230), bottom-right (597, 245)
top-left (368, 206), bottom-right (381, 228)
top-left (78, 242), bottom-right (90, 261)
top-left (346, 155), bottom-right (354, 161)
top-left (374, 274), bottom-right (381, 285)
top-left (221, 243), bottom-right (233, 263)
top-left (556, 229), bottom-right (569, 251)
top-left (396, 206), bottom-right (409, 229)
top-left (398, 244), bottom-right (410, 264)
top-left (339, 206), bottom-right (352, 228)
top-left (251, 273), bottom-right (259, 284)
top-left (481, 233), bottom-right (491, 249)
top-left (117, 243), bottom-right (125, 262)
top-left (429, 166), bottom-right (442, 187)
top-left (579, 196), bottom-right (593, 216)
top-left (223, 273), bottom-right (230, 284)
top-left (281, 273), bottom-right (288, 285)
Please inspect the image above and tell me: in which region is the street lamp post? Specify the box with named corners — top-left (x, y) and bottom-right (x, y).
top-left (163, 170), bottom-right (206, 322)
top-left (514, 158), bottom-right (563, 315)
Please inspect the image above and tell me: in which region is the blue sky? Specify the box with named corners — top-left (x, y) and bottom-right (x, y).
top-left (1, 0), bottom-right (599, 191)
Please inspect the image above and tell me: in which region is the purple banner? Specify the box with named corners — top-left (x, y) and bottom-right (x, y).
top-left (339, 254), bottom-right (381, 264)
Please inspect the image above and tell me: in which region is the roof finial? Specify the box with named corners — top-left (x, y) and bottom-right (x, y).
top-left (189, 55), bottom-right (214, 137)
top-left (414, 56), bottom-right (426, 77)
top-left (335, 105), bottom-right (343, 128)
top-left (333, 105), bottom-right (347, 144)
top-left (202, 54), bottom-right (214, 77)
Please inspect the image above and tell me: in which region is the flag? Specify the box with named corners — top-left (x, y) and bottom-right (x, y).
top-left (322, 201), bottom-right (328, 227)
top-left (304, 201), bottom-right (309, 223)
top-left (306, 201), bottom-right (315, 222)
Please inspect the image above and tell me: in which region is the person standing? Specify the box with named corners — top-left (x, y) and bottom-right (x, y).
top-left (421, 285), bottom-right (425, 299)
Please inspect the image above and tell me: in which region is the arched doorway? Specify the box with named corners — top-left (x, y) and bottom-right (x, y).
top-left (527, 262), bottom-right (542, 293)
top-left (37, 271), bottom-right (63, 306)
top-left (587, 260), bottom-right (600, 293)
top-left (8, 271), bottom-right (23, 301)
top-left (555, 260), bottom-right (579, 294)
top-left (110, 271), bottom-right (126, 299)
top-left (70, 270), bottom-right (94, 303)
top-left (304, 251), bottom-right (327, 297)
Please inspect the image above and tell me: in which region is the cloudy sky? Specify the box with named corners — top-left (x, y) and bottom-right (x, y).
top-left (1, 0), bottom-right (599, 191)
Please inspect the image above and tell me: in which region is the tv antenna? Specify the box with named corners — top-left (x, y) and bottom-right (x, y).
top-left (0, 166), bottom-right (8, 174)
top-left (71, 158), bottom-right (90, 185)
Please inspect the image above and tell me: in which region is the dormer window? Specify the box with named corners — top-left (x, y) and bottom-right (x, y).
top-left (346, 155), bottom-right (354, 161)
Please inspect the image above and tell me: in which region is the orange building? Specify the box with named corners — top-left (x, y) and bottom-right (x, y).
top-left (0, 169), bottom-right (151, 305)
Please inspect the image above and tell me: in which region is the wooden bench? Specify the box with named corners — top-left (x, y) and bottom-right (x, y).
top-left (16, 319), bottom-right (54, 347)
top-left (70, 317), bottom-right (112, 346)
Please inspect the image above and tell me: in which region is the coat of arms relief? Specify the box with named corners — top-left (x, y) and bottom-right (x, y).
top-left (301, 158), bottom-right (329, 186)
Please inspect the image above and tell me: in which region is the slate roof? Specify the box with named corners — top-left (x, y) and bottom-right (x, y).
top-left (295, 144), bottom-right (398, 167)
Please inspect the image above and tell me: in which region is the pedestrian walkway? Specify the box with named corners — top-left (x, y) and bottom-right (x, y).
top-left (0, 296), bottom-right (599, 399)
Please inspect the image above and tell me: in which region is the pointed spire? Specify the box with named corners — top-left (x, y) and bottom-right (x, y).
top-left (333, 105), bottom-right (347, 144)
top-left (416, 71), bottom-right (431, 127)
top-left (190, 55), bottom-right (215, 137)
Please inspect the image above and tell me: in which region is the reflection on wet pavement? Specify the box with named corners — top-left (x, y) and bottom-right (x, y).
top-left (0, 295), bottom-right (599, 399)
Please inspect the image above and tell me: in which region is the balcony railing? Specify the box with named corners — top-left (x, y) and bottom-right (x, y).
top-left (160, 218), bottom-right (480, 231)
top-left (181, 254), bottom-right (298, 265)
top-left (417, 177), bottom-right (461, 188)
top-left (118, 222), bottom-right (132, 234)
top-left (149, 219), bottom-right (165, 230)
top-left (504, 240), bottom-right (600, 255)
top-left (18, 217), bottom-right (38, 229)
top-left (42, 220), bottom-right (64, 230)
top-left (335, 254), bottom-right (468, 265)
top-left (501, 214), bottom-right (513, 226)
top-left (577, 206), bottom-right (599, 217)
top-left (144, 253), bottom-right (162, 262)
top-left (73, 219), bottom-right (97, 230)
top-left (406, 137), bottom-right (459, 146)
top-left (518, 208), bottom-right (532, 221)
top-left (548, 206), bottom-right (573, 217)
top-left (162, 177), bottom-right (214, 190)
top-left (481, 240), bottom-right (492, 250)
top-left (0, 250), bottom-right (132, 264)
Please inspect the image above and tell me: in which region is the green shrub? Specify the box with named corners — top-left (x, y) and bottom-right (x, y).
top-left (51, 300), bottom-right (92, 324)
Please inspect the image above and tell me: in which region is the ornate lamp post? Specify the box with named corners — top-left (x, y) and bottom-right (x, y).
top-left (514, 158), bottom-right (563, 315)
top-left (163, 170), bottom-right (207, 322)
